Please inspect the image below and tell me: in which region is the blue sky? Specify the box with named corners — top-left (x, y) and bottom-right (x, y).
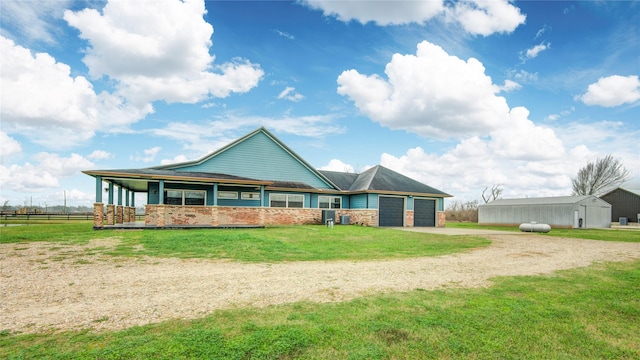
top-left (1, 0), bottom-right (639, 208)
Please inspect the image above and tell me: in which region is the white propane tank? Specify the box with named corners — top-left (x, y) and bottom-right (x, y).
top-left (519, 223), bottom-right (551, 233)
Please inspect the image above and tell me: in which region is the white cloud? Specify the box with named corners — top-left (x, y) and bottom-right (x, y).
top-left (446, 0), bottom-right (526, 36)
top-left (379, 118), bottom-right (639, 203)
top-left (275, 29), bottom-right (295, 40)
top-left (87, 150), bottom-right (113, 160)
top-left (337, 40), bottom-right (511, 138)
top-left (488, 107), bottom-right (564, 161)
top-left (497, 79), bottom-right (521, 92)
top-left (0, 0), bottom-right (72, 44)
top-left (302, 0), bottom-right (525, 36)
top-left (32, 152), bottom-right (95, 177)
top-left (0, 132), bottom-right (22, 161)
top-left (277, 87), bottom-right (305, 102)
top-left (131, 146), bottom-right (162, 163)
top-left (509, 69), bottom-right (538, 83)
top-left (0, 152), bottom-right (94, 192)
top-left (150, 114), bottom-right (345, 156)
top-left (0, 35), bottom-right (153, 148)
top-left (534, 24), bottom-right (551, 40)
top-left (319, 159), bottom-right (355, 173)
top-left (520, 42), bottom-right (550, 62)
top-left (160, 155), bottom-right (190, 165)
top-left (302, 0), bottom-right (444, 26)
top-left (64, 0), bottom-right (264, 105)
top-left (577, 75), bottom-right (640, 107)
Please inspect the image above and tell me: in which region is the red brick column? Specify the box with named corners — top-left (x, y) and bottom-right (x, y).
top-left (116, 205), bottom-right (124, 224)
top-left (156, 205), bottom-right (166, 227)
top-left (405, 210), bottom-right (414, 227)
top-left (129, 207), bottom-right (136, 222)
top-left (106, 204), bottom-right (115, 225)
top-left (437, 212), bottom-right (446, 227)
top-left (93, 203), bottom-right (104, 228)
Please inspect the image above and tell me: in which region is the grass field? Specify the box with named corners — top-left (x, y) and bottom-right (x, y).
top-left (446, 221), bottom-right (640, 242)
top-left (2, 260), bottom-right (638, 359)
top-left (1, 222), bottom-right (638, 359)
top-left (0, 223), bottom-right (490, 262)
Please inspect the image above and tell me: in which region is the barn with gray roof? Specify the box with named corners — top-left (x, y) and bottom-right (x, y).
top-left (478, 195), bottom-right (612, 229)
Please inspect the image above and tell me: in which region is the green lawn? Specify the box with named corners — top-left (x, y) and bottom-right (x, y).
top-left (2, 222), bottom-right (638, 358)
top-left (2, 260), bottom-right (638, 359)
top-left (447, 221), bottom-right (640, 242)
top-left (0, 222), bottom-right (490, 262)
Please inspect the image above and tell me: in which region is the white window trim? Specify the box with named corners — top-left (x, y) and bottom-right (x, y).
top-left (218, 191), bottom-right (238, 199)
top-left (241, 192), bottom-right (261, 200)
top-left (164, 189), bottom-right (206, 206)
top-left (318, 195), bottom-right (342, 209)
top-left (269, 193), bottom-right (305, 208)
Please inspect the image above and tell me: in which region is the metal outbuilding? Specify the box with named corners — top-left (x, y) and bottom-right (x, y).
top-left (478, 195), bottom-right (611, 229)
top-left (600, 188), bottom-right (640, 223)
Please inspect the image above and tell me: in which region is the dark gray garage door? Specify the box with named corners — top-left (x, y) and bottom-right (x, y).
top-left (414, 199), bottom-right (436, 227)
top-left (379, 196), bottom-right (404, 227)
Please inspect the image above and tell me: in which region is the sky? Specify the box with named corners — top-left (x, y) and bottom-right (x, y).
top-left (1, 0), bottom-right (639, 209)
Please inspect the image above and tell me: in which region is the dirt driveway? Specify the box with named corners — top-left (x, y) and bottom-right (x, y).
top-left (2, 232), bottom-right (639, 334)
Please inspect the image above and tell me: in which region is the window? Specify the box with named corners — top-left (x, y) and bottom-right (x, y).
top-left (218, 191), bottom-right (238, 199)
top-left (242, 192), bottom-right (261, 200)
top-left (164, 189), bottom-right (206, 206)
top-left (270, 194), bottom-right (304, 208)
top-left (165, 190), bottom-right (183, 205)
top-left (319, 196), bottom-right (341, 209)
top-left (184, 191), bottom-right (205, 205)
top-left (288, 194), bottom-right (304, 208)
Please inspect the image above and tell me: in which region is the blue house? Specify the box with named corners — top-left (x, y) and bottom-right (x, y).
top-left (84, 127), bottom-right (451, 228)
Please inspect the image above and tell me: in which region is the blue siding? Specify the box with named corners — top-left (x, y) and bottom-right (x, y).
top-left (341, 195), bottom-right (350, 209)
top-left (173, 132), bottom-right (332, 189)
top-left (349, 194), bottom-right (367, 209)
top-left (148, 182), bottom-right (160, 204)
top-left (407, 196), bottom-right (414, 211)
top-left (368, 194), bottom-right (378, 209)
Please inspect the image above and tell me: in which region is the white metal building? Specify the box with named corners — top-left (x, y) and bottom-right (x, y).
top-left (478, 195), bottom-right (611, 229)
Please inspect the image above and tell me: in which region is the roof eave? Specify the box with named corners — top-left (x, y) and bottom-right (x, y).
top-left (82, 170), bottom-right (273, 186)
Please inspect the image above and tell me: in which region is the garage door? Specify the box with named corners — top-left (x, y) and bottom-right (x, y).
top-left (414, 199), bottom-right (436, 227)
top-left (379, 196), bottom-right (404, 227)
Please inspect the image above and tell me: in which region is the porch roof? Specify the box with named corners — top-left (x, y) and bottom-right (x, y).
top-left (82, 168), bottom-right (272, 192)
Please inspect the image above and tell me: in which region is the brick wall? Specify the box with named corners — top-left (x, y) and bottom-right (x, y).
top-left (144, 205), bottom-right (382, 227)
top-left (336, 209), bottom-right (379, 227)
top-left (217, 207), bottom-right (263, 226)
top-left (142, 205), bottom-right (444, 228)
top-left (264, 208), bottom-right (321, 225)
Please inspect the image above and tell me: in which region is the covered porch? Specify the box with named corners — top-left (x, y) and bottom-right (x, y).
top-left (83, 169), bottom-right (272, 229)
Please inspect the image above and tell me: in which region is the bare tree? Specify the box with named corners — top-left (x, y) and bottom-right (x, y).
top-left (481, 184), bottom-right (503, 203)
top-left (572, 155), bottom-right (630, 196)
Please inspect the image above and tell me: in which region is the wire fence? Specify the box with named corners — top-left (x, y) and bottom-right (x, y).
top-left (1, 213), bottom-right (144, 222)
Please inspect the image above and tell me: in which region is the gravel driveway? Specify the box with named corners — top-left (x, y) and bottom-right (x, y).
top-left (2, 232), bottom-right (639, 334)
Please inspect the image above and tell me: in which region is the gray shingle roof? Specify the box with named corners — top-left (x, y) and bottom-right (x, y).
top-left (320, 166), bottom-right (451, 196)
top-left (84, 168), bottom-right (266, 183)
